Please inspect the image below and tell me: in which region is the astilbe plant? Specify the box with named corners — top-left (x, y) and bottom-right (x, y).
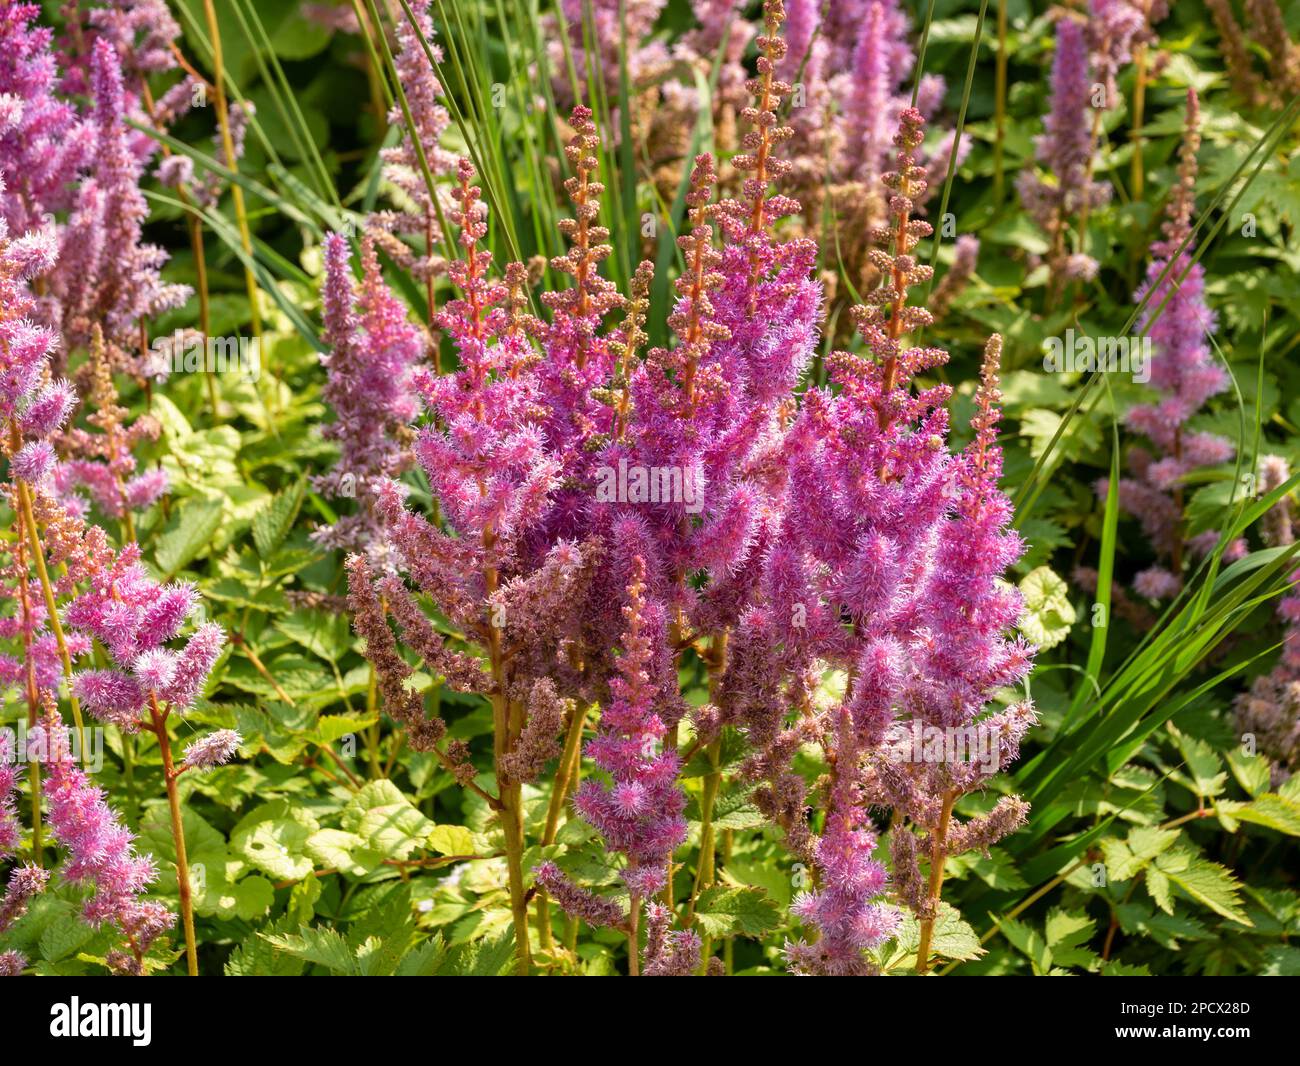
top-left (52, 325), bottom-right (166, 540)
top-left (342, 0), bottom-right (1037, 978)
top-left (1017, 16), bottom-right (1110, 293)
top-left (368, 0), bottom-right (458, 322)
top-left (313, 233), bottom-right (427, 557)
top-left (53, 38), bottom-right (189, 381)
top-left (1, 200), bottom-right (228, 976)
top-left (1108, 90), bottom-right (1242, 601)
top-left (1235, 455), bottom-right (1299, 786)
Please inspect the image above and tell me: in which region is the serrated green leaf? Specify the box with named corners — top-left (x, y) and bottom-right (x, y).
top-left (253, 478), bottom-right (306, 557)
top-left (693, 886), bottom-right (781, 940)
top-left (154, 497), bottom-right (225, 577)
top-left (439, 931), bottom-right (517, 976)
top-left (1018, 566), bottom-right (1077, 649)
top-left (1224, 792), bottom-right (1300, 837)
top-left (260, 926), bottom-right (359, 975)
top-left (1152, 848), bottom-right (1252, 926)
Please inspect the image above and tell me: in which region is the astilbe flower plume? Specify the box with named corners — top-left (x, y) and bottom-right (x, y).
top-left (369, 0), bottom-right (457, 300)
top-left (67, 545), bottom-right (225, 730)
top-left (0, 3), bottom-right (92, 240)
top-left (1244, 0), bottom-right (1300, 98)
top-left (182, 729), bottom-right (243, 772)
top-left (28, 707), bottom-right (171, 975)
top-left (535, 105), bottom-right (627, 511)
top-left (53, 39), bottom-right (189, 378)
top-left (1109, 91), bottom-right (1241, 599)
top-left (1017, 17), bottom-right (1110, 287)
top-left (312, 233), bottom-right (427, 556)
top-left (641, 900), bottom-right (701, 976)
top-left (52, 325), bottom-right (166, 521)
top-left (0, 862), bottom-right (49, 937)
top-left (549, 557), bottom-right (687, 904)
top-left (1086, 1), bottom-right (1159, 112)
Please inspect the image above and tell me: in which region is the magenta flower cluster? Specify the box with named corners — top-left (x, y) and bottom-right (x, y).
top-left (336, 1), bottom-right (1036, 976)
top-left (1110, 90), bottom-right (1243, 598)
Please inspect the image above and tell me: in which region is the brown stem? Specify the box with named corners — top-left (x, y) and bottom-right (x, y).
top-left (149, 693), bottom-right (198, 976)
top-left (12, 469), bottom-right (87, 752)
top-left (13, 512), bottom-right (42, 864)
top-left (628, 894), bottom-right (641, 976)
top-left (535, 701), bottom-right (590, 953)
top-left (484, 538), bottom-right (531, 975)
top-left (915, 790), bottom-right (955, 975)
top-left (685, 632), bottom-right (729, 926)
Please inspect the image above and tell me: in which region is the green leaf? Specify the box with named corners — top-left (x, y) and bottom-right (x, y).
top-left (427, 824), bottom-right (478, 857)
top-left (154, 497), bottom-right (225, 577)
top-left (1152, 847), bottom-right (1252, 926)
top-left (305, 828), bottom-right (372, 877)
top-left (439, 931), bottom-right (517, 976)
top-left (693, 886), bottom-right (781, 940)
top-left (1170, 727), bottom-right (1228, 799)
top-left (1045, 908), bottom-right (1098, 969)
top-left (253, 478), bottom-right (306, 557)
top-left (1101, 824), bottom-right (1181, 882)
top-left (1018, 566), bottom-right (1077, 649)
top-left (1102, 961), bottom-right (1152, 976)
top-left (274, 609), bottom-right (350, 662)
top-left (1145, 865), bottom-right (1173, 915)
top-left (1223, 792), bottom-right (1300, 837)
top-left (39, 913), bottom-right (96, 962)
top-left (260, 926), bottom-right (360, 975)
top-left (1226, 748), bottom-right (1272, 798)
top-left (1261, 946), bottom-right (1300, 976)
top-left (394, 936), bottom-right (449, 976)
top-left (341, 779), bottom-right (437, 863)
top-left (999, 916), bottom-right (1052, 974)
top-left (230, 799), bottom-right (319, 881)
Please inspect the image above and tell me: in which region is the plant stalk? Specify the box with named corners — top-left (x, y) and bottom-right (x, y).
top-left (915, 790), bottom-right (956, 975)
top-left (149, 693), bottom-right (198, 976)
top-left (535, 701), bottom-right (590, 952)
top-left (201, 0), bottom-right (266, 395)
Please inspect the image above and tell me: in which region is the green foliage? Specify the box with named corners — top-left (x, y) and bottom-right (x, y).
top-left (5, 0), bottom-right (1299, 979)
